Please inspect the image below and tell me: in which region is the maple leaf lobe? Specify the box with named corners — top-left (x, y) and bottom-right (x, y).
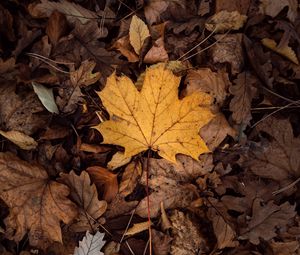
top-left (96, 64), bottom-right (214, 163)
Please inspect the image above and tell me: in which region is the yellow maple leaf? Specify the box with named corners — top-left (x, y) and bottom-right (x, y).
top-left (95, 64), bottom-right (214, 163)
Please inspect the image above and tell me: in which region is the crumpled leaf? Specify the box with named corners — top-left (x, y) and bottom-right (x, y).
top-left (124, 222), bottom-right (149, 236)
top-left (0, 152), bottom-right (77, 250)
top-left (95, 64), bottom-right (214, 163)
top-left (144, 0), bottom-right (169, 25)
top-left (59, 171), bottom-right (107, 233)
top-left (205, 10), bottom-right (247, 33)
top-left (246, 117), bottom-right (300, 194)
top-left (144, 37), bottom-right (169, 64)
top-left (73, 231), bottom-right (105, 255)
top-left (129, 15), bottom-right (150, 55)
top-left (170, 210), bottom-right (208, 255)
top-left (259, 0), bottom-right (298, 23)
top-left (29, 0), bottom-right (98, 25)
top-left (261, 38), bottom-right (299, 65)
top-left (0, 130), bottom-right (38, 150)
top-left (239, 199), bottom-right (296, 244)
top-left (32, 82), bottom-right (59, 114)
top-left (229, 71), bottom-right (257, 126)
top-left (111, 35), bottom-right (139, 62)
top-left (70, 60), bottom-right (101, 87)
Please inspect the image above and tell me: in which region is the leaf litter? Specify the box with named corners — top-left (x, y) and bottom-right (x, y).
top-left (0, 1), bottom-right (299, 255)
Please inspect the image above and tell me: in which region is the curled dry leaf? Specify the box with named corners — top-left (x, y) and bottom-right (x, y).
top-left (59, 171), bottom-right (107, 233)
top-left (112, 35), bottom-right (139, 62)
top-left (129, 15), bottom-right (150, 55)
top-left (87, 166), bottom-right (118, 203)
top-left (0, 152), bottom-right (77, 249)
top-left (239, 199), bottom-right (296, 244)
top-left (0, 130), bottom-right (37, 150)
top-left (184, 68), bottom-right (230, 105)
top-left (124, 222), bottom-right (149, 236)
top-left (170, 210), bottom-right (208, 255)
top-left (95, 64), bottom-right (214, 163)
top-left (46, 10), bottom-right (68, 46)
top-left (261, 38), bottom-right (299, 65)
top-left (229, 71), bottom-right (257, 126)
top-left (205, 10), bottom-right (247, 33)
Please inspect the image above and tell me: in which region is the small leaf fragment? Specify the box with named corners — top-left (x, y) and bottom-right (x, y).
top-left (0, 130), bottom-right (38, 150)
top-left (129, 15), bottom-right (150, 55)
top-left (125, 222), bottom-right (150, 236)
top-left (32, 82), bottom-right (59, 114)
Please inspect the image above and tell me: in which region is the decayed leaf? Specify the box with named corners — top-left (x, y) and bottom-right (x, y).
top-left (129, 15), bottom-right (150, 55)
top-left (144, 0), bottom-right (169, 25)
top-left (229, 72), bottom-right (257, 126)
top-left (112, 36), bottom-right (139, 62)
top-left (29, 0), bottom-right (98, 25)
top-left (0, 130), bottom-right (37, 150)
top-left (170, 210), bottom-right (208, 255)
top-left (239, 199), bottom-right (296, 244)
top-left (144, 37), bottom-right (169, 64)
top-left (32, 82), bottom-right (59, 114)
top-left (124, 222), bottom-right (149, 236)
top-left (152, 230), bottom-right (172, 255)
top-left (270, 240), bottom-right (300, 255)
top-left (259, 0), bottom-right (298, 22)
top-left (119, 160), bottom-right (142, 196)
top-left (46, 10), bottom-right (68, 46)
top-left (246, 117), bottom-right (300, 194)
top-left (261, 38), bottom-right (299, 65)
top-left (205, 10), bottom-right (247, 32)
top-left (87, 166), bottom-right (118, 203)
top-left (0, 152), bottom-right (77, 249)
top-left (184, 68), bottom-right (230, 105)
top-left (59, 171), bottom-right (107, 232)
top-left (73, 231), bottom-right (105, 255)
top-left (95, 64), bottom-right (214, 163)
top-left (70, 60), bottom-right (101, 87)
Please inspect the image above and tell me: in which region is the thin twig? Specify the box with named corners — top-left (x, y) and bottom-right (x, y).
top-left (120, 209), bottom-right (136, 243)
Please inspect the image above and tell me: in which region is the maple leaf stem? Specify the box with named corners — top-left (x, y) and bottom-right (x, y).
top-left (146, 149), bottom-right (152, 255)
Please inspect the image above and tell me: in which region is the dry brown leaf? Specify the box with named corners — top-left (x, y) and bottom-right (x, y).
top-left (215, 0), bottom-right (251, 14)
top-left (0, 130), bottom-right (37, 150)
top-left (184, 68), bottom-right (230, 105)
top-left (270, 240), bottom-right (300, 255)
top-left (107, 152), bottom-right (132, 170)
top-left (129, 15), bottom-right (150, 55)
top-left (245, 118), bottom-right (300, 194)
top-left (0, 152), bottom-right (77, 249)
top-left (59, 171), bottom-right (107, 232)
top-left (261, 38), bottom-right (299, 65)
top-left (79, 143), bottom-right (111, 154)
top-left (144, 0), bottom-right (169, 25)
top-left (46, 10), bottom-right (67, 46)
top-left (211, 33), bottom-right (244, 74)
top-left (125, 222), bottom-right (149, 236)
top-left (170, 210), bottom-right (208, 255)
top-left (119, 160), bottom-right (142, 197)
top-left (95, 64), bottom-right (214, 163)
top-left (205, 10), bottom-right (247, 33)
top-left (112, 35), bottom-right (139, 62)
top-left (144, 37), bottom-right (169, 64)
top-left (87, 166), bottom-right (118, 203)
top-left (0, 5), bottom-right (15, 42)
top-left (152, 230), bottom-right (172, 255)
top-left (70, 60), bottom-right (101, 87)
top-left (105, 194), bottom-right (138, 219)
top-left (239, 199), bottom-right (296, 244)
top-left (29, 0), bottom-right (98, 25)
top-left (0, 58), bottom-right (15, 75)
top-left (259, 0), bottom-right (298, 22)
top-left (229, 71), bottom-right (257, 126)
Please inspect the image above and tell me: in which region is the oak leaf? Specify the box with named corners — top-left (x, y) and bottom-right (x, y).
top-left (95, 64), bottom-right (214, 163)
top-left (73, 231), bottom-right (105, 255)
top-left (129, 15), bottom-right (150, 55)
top-left (0, 152), bottom-right (77, 249)
top-left (59, 171), bottom-right (107, 233)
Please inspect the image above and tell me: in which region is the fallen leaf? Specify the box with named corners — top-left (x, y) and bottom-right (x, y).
top-left (184, 68), bottom-right (230, 105)
top-left (46, 10), bottom-right (68, 46)
top-left (170, 210), bottom-right (208, 255)
top-left (144, 0), bottom-right (169, 25)
top-left (211, 34), bottom-right (244, 74)
top-left (73, 231), bottom-right (105, 255)
top-left (59, 171), bottom-right (107, 233)
top-left (239, 199), bottom-right (296, 244)
top-left (270, 240), bottom-right (300, 255)
top-left (229, 72), bottom-right (257, 126)
top-left (259, 0), bottom-right (298, 22)
top-left (87, 166), bottom-right (118, 202)
top-left (105, 194), bottom-right (138, 219)
top-left (119, 160), bottom-right (142, 197)
top-left (0, 58), bottom-right (15, 75)
top-left (0, 152), bottom-right (77, 249)
top-left (0, 130), bottom-right (37, 150)
top-left (95, 64), bottom-right (214, 163)
top-left (124, 222), bottom-right (149, 236)
top-left (107, 152), bottom-right (132, 170)
top-left (261, 38), bottom-right (299, 65)
top-left (57, 84), bottom-right (84, 114)
top-left (129, 15), bottom-right (150, 55)
top-left (215, 0), bottom-right (251, 14)
top-left (0, 5), bottom-right (15, 42)
top-left (79, 143), bottom-right (111, 154)
top-left (152, 229), bottom-right (172, 255)
top-left (112, 35), bottom-right (139, 62)
top-left (144, 37), bottom-right (169, 64)
top-left (32, 82), bottom-right (59, 114)
top-left (205, 10), bottom-right (247, 33)
top-left (70, 60), bottom-right (101, 87)
top-left (29, 0), bottom-right (98, 25)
